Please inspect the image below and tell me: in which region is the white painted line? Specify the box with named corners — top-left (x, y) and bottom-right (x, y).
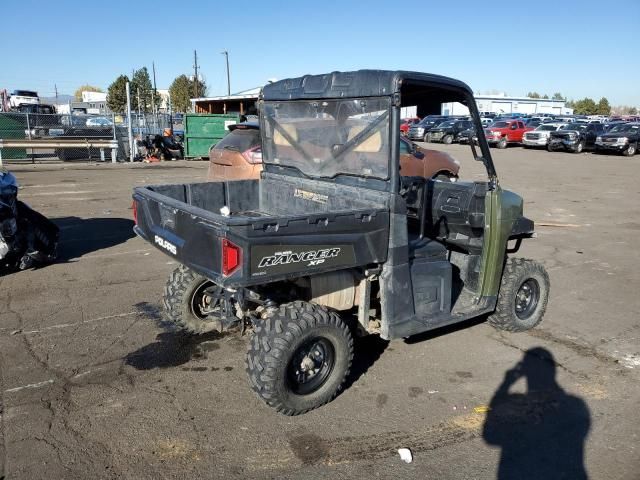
top-left (23, 190), bottom-right (95, 196)
top-left (82, 248), bottom-right (152, 259)
top-left (5, 379), bottom-right (54, 393)
top-left (19, 311), bottom-right (139, 335)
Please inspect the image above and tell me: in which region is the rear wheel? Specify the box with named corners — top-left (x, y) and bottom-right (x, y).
top-left (246, 301), bottom-right (353, 415)
top-left (623, 143), bottom-right (636, 157)
top-left (487, 258), bottom-right (550, 332)
top-left (163, 265), bottom-right (223, 334)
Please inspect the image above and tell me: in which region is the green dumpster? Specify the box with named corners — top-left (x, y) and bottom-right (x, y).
top-left (184, 113), bottom-right (240, 158)
top-left (0, 113), bottom-right (27, 160)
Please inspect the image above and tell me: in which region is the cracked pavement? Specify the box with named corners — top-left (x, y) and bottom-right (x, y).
top-left (0, 150), bottom-right (638, 479)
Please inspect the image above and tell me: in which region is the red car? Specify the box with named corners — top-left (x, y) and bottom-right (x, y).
top-left (400, 117), bottom-right (420, 136)
top-left (484, 119), bottom-right (532, 149)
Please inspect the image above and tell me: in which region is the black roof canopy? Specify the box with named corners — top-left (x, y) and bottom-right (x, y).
top-left (261, 70), bottom-right (473, 104)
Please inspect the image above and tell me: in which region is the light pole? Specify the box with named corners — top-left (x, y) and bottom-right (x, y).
top-left (221, 50), bottom-right (231, 96)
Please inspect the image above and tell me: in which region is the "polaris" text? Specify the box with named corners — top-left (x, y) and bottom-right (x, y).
top-left (154, 235), bottom-right (177, 255)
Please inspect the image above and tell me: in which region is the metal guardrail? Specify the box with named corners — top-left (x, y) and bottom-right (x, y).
top-left (0, 138), bottom-right (118, 165)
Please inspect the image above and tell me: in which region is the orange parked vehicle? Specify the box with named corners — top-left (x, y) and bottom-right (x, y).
top-left (208, 123), bottom-right (262, 181)
top-left (209, 123), bottom-right (459, 181)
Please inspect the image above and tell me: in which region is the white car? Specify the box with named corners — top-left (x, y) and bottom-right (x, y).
top-left (9, 90), bottom-right (39, 108)
top-left (522, 123), bottom-right (566, 147)
top-left (85, 117), bottom-right (114, 127)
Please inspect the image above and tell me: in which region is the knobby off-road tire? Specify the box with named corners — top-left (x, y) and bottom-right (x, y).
top-left (163, 264), bottom-right (220, 334)
top-left (487, 258), bottom-right (550, 332)
top-left (246, 301), bottom-right (354, 415)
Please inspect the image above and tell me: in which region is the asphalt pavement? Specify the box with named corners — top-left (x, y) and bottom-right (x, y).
top-left (1, 147), bottom-right (639, 479)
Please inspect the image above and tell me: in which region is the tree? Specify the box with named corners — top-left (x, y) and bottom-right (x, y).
top-left (552, 92), bottom-right (565, 101)
top-left (542, 94), bottom-right (549, 99)
top-left (169, 75), bottom-right (192, 113)
top-left (130, 67), bottom-right (158, 113)
top-left (168, 75), bottom-right (209, 112)
top-left (596, 97), bottom-right (611, 116)
top-left (630, 107), bottom-right (638, 115)
top-left (74, 84), bottom-right (103, 101)
top-left (106, 75), bottom-right (129, 113)
top-left (572, 98), bottom-right (598, 115)
top-left (526, 92), bottom-right (541, 99)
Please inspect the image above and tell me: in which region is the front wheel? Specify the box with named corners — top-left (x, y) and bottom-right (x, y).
top-left (246, 301), bottom-right (353, 415)
top-left (442, 134), bottom-right (453, 145)
top-left (423, 133), bottom-right (431, 143)
top-left (487, 258), bottom-right (550, 332)
top-left (497, 137), bottom-right (508, 149)
top-left (573, 141), bottom-right (584, 153)
top-left (623, 143), bottom-right (636, 157)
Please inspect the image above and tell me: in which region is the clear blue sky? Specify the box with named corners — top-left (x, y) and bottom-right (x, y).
top-left (3, 0), bottom-right (639, 105)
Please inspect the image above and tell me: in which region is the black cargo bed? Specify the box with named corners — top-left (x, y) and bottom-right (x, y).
top-left (133, 174), bottom-right (391, 287)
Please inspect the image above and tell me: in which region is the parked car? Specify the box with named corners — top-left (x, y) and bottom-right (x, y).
top-left (400, 117), bottom-right (420, 136)
top-left (548, 123), bottom-right (605, 153)
top-left (594, 123), bottom-right (639, 156)
top-left (457, 127), bottom-right (477, 145)
top-left (9, 90), bottom-right (39, 108)
top-left (86, 117), bottom-right (113, 127)
top-left (426, 119), bottom-right (474, 144)
top-left (398, 137), bottom-right (460, 179)
top-left (208, 122), bottom-right (262, 181)
top-left (522, 123), bottom-right (565, 148)
top-left (484, 120), bottom-right (531, 149)
top-left (208, 123), bottom-right (460, 181)
top-left (407, 115), bottom-right (449, 141)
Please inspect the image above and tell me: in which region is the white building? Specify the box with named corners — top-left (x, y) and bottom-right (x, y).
top-left (442, 94), bottom-right (573, 116)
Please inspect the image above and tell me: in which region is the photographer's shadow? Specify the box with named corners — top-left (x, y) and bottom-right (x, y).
top-left (482, 347), bottom-right (590, 480)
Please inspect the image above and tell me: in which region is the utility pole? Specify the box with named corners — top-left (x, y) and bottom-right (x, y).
top-left (193, 50), bottom-right (199, 99)
top-left (54, 84), bottom-right (58, 105)
top-left (152, 61), bottom-right (157, 113)
top-left (221, 50), bottom-right (231, 96)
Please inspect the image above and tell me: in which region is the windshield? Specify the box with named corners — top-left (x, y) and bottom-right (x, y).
top-left (13, 90), bottom-right (37, 97)
top-left (437, 120), bottom-right (456, 128)
top-left (262, 97), bottom-right (390, 180)
top-left (490, 121), bottom-right (509, 128)
top-left (609, 124), bottom-right (639, 133)
top-left (561, 124), bottom-right (586, 131)
top-left (536, 125), bottom-right (558, 131)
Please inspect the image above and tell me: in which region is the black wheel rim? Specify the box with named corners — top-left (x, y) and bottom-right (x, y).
top-left (189, 281), bottom-right (218, 320)
top-left (514, 278), bottom-right (540, 320)
top-left (287, 337), bottom-right (335, 395)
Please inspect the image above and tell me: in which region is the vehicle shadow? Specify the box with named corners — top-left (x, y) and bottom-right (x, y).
top-left (341, 334), bottom-right (389, 393)
top-left (482, 347), bottom-right (590, 480)
top-left (124, 301), bottom-right (236, 370)
top-left (52, 216), bottom-right (136, 261)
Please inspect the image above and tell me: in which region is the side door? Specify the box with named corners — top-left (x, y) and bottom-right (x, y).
top-left (585, 124), bottom-right (599, 146)
top-left (515, 121), bottom-right (526, 142)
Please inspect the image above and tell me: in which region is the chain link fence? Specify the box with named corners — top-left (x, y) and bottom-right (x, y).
top-left (0, 112), bottom-right (175, 164)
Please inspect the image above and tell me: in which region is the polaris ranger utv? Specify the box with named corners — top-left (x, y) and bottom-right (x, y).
top-left (132, 70), bottom-right (550, 415)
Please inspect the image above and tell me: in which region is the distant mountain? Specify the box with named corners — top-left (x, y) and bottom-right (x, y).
top-left (40, 94), bottom-right (74, 105)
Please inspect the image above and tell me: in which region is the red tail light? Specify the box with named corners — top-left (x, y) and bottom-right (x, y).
top-left (241, 146), bottom-right (262, 164)
top-left (222, 239), bottom-right (241, 276)
top-left (132, 200), bottom-right (138, 224)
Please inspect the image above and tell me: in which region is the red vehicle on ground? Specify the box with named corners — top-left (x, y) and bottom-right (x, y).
top-left (484, 119), bottom-right (532, 149)
top-left (400, 117), bottom-right (420, 135)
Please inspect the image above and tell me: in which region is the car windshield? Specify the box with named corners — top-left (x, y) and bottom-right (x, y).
top-left (262, 97), bottom-right (390, 180)
top-left (609, 124), bottom-right (639, 133)
top-left (561, 124), bottom-right (586, 131)
top-left (536, 125), bottom-right (558, 131)
top-left (490, 121), bottom-right (509, 128)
